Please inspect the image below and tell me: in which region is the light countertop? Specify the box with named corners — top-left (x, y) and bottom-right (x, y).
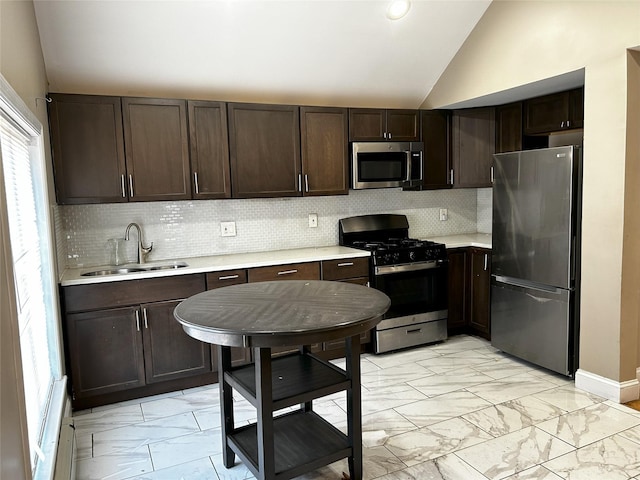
top-left (423, 233), bottom-right (492, 249)
top-left (60, 246), bottom-right (370, 287)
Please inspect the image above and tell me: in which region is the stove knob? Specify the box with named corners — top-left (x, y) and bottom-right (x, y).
top-left (409, 251), bottom-right (416, 261)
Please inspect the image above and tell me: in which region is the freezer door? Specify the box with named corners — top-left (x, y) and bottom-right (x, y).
top-left (491, 277), bottom-right (573, 376)
top-left (492, 146), bottom-right (577, 289)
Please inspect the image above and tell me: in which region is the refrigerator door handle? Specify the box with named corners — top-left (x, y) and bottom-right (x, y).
top-left (492, 275), bottom-right (564, 295)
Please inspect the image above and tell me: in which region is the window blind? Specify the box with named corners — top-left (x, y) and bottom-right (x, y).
top-left (1, 110), bottom-right (58, 473)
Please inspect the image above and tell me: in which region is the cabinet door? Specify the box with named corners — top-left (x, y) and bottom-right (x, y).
top-left (349, 108), bottom-right (386, 141)
top-left (66, 306), bottom-right (145, 399)
top-left (300, 106), bottom-right (349, 196)
top-left (141, 300), bottom-right (212, 384)
top-left (247, 262), bottom-right (321, 282)
top-left (188, 101), bottom-right (231, 199)
top-left (447, 249), bottom-right (468, 331)
top-left (523, 92), bottom-right (570, 135)
top-left (386, 109), bottom-right (420, 141)
top-left (569, 87), bottom-right (584, 129)
top-left (122, 97), bottom-right (191, 201)
top-left (321, 257), bottom-right (369, 281)
top-left (496, 103), bottom-right (523, 154)
top-left (49, 94), bottom-right (127, 204)
top-left (452, 107), bottom-right (495, 188)
top-left (421, 110), bottom-right (451, 189)
top-left (469, 248), bottom-right (491, 338)
top-left (228, 103), bottom-right (301, 198)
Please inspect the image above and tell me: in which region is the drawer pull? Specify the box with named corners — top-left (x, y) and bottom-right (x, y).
top-left (406, 328), bottom-right (421, 334)
top-left (277, 269), bottom-right (298, 276)
top-left (218, 274), bottom-right (239, 281)
top-left (337, 262), bottom-right (354, 267)
top-left (135, 310), bottom-right (140, 332)
top-left (142, 307), bottom-right (149, 329)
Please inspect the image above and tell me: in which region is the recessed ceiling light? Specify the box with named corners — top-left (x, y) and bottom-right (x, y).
top-left (386, 0), bottom-right (411, 20)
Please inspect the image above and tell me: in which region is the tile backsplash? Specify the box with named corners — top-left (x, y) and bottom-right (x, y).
top-left (55, 187), bottom-right (490, 271)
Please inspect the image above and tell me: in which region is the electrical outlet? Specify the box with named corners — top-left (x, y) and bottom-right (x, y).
top-left (308, 213), bottom-right (318, 228)
top-left (220, 221), bottom-right (236, 237)
top-left (439, 208), bottom-right (448, 221)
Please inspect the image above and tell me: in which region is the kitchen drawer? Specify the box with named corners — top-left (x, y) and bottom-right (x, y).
top-left (206, 269), bottom-right (247, 290)
top-left (248, 261), bottom-right (320, 282)
top-left (321, 257), bottom-right (369, 281)
top-left (62, 274), bottom-right (206, 313)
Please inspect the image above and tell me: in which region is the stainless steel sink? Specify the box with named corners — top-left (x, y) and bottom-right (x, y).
top-left (80, 262), bottom-right (188, 277)
top-left (81, 267), bottom-right (147, 276)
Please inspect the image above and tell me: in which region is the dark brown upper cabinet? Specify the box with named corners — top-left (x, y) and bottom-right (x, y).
top-left (451, 107), bottom-right (495, 188)
top-left (228, 103), bottom-right (301, 198)
top-left (496, 102), bottom-right (523, 154)
top-left (49, 94), bottom-right (128, 204)
top-left (421, 110), bottom-right (451, 189)
top-left (300, 106), bottom-right (349, 196)
top-left (523, 87), bottom-right (584, 135)
top-left (187, 101), bottom-right (231, 199)
top-left (122, 98), bottom-right (191, 202)
top-left (349, 108), bottom-right (420, 141)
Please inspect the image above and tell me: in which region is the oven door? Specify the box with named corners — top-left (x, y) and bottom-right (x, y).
top-left (372, 260), bottom-right (448, 322)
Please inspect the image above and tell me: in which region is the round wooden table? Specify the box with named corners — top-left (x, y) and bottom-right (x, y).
top-left (174, 280), bottom-right (390, 480)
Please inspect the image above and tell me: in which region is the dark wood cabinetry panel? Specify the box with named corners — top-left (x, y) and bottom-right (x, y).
top-left (188, 100), bottom-right (231, 199)
top-left (496, 102), bottom-right (523, 154)
top-left (228, 103), bottom-right (301, 198)
top-left (122, 97), bottom-right (191, 201)
top-left (49, 94), bottom-right (127, 204)
top-left (452, 107), bottom-right (495, 188)
top-left (300, 106), bottom-right (349, 196)
top-left (447, 249), bottom-right (468, 331)
top-left (248, 261), bottom-right (320, 283)
top-left (349, 108), bottom-right (420, 141)
top-left (523, 88), bottom-right (584, 135)
top-left (141, 300), bottom-right (212, 384)
top-left (469, 248), bottom-right (491, 338)
top-left (321, 257), bottom-right (369, 281)
top-left (206, 269), bottom-right (247, 290)
top-left (348, 109), bottom-right (386, 141)
top-left (66, 306), bottom-right (145, 399)
top-left (421, 110), bottom-right (451, 189)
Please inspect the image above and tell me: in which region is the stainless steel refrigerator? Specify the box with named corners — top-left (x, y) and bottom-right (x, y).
top-left (491, 145), bottom-right (581, 377)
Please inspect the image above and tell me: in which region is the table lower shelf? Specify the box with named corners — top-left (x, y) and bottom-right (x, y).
top-left (229, 409), bottom-right (351, 480)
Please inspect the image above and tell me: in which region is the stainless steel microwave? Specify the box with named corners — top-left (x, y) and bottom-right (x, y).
top-left (351, 142), bottom-right (424, 190)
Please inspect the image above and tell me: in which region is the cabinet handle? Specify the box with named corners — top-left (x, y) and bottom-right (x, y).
top-left (277, 269), bottom-right (298, 276)
top-left (388, 132), bottom-right (392, 140)
top-left (194, 172), bottom-right (199, 194)
top-left (298, 174), bottom-right (303, 192)
top-left (490, 166), bottom-right (494, 184)
top-left (304, 174), bottom-right (309, 193)
top-left (450, 169), bottom-right (454, 185)
top-left (218, 274), bottom-right (239, 280)
top-left (561, 121), bottom-right (565, 128)
top-left (120, 174), bottom-right (126, 198)
top-left (142, 307), bottom-right (149, 329)
top-left (567, 120), bottom-right (571, 127)
top-left (337, 262), bottom-right (354, 267)
top-left (484, 253), bottom-right (488, 271)
top-left (128, 174), bottom-right (134, 197)
top-left (135, 310), bottom-right (140, 331)
top-left (406, 328), bottom-right (421, 334)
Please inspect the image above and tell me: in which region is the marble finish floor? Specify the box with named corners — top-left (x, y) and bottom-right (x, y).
top-left (72, 334), bottom-right (640, 480)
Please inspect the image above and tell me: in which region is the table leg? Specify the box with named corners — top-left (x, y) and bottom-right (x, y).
top-left (218, 346), bottom-right (235, 468)
top-left (255, 347), bottom-right (275, 480)
top-left (345, 335), bottom-right (362, 480)
top-left (300, 345), bottom-right (313, 413)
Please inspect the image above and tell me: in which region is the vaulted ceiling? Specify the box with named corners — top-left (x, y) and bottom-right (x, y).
top-left (33, 0), bottom-right (492, 108)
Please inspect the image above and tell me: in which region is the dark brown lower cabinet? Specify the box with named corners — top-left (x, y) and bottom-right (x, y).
top-left (446, 247), bottom-right (491, 339)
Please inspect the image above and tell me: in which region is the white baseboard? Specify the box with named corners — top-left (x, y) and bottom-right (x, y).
top-left (575, 368), bottom-right (640, 403)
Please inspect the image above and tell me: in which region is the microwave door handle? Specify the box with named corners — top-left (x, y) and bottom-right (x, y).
top-left (405, 150), bottom-right (411, 182)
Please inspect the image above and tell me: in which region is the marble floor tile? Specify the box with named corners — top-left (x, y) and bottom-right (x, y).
top-left (366, 346), bottom-right (441, 369)
top-left (126, 457), bottom-right (218, 479)
top-left (360, 408), bottom-right (418, 448)
top-left (361, 362), bottom-right (434, 389)
top-left (75, 448), bottom-right (153, 480)
top-left (537, 402), bottom-right (640, 448)
top-left (503, 465), bottom-right (563, 479)
top-left (91, 390), bottom-right (184, 413)
top-left (543, 434), bottom-right (640, 479)
top-left (532, 385), bottom-right (606, 412)
top-left (394, 390), bottom-right (493, 427)
top-left (407, 367), bottom-right (494, 397)
top-left (210, 454), bottom-right (256, 479)
top-left (618, 423), bottom-right (640, 445)
top-left (142, 389), bottom-right (220, 421)
top-left (427, 335), bottom-right (491, 354)
top-left (471, 357), bottom-right (539, 380)
top-left (462, 395), bottom-right (566, 437)
top-left (416, 349), bottom-right (496, 374)
top-left (384, 417), bottom-right (493, 466)
top-left (374, 453), bottom-right (487, 480)
top-left (75, 432), bottom-right (93, 461)
top-left (455, 426), bottom-right (574, 479)
top-left (73, 403), bottom-right (144, 437)
top-left (148, 428), bottom-right (223, 470)
top-left (93, 412), bottom-right (201, 457)
top-left (336, 383), bottom-right (428, 417)
top-left (604, 399), bottom-right (640, 419)
top-left (466, 373), bottom-right (558, 405)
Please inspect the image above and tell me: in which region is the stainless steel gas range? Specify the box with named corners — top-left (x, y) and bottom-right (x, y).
top-left (339, 214), bottom-right (448, 353)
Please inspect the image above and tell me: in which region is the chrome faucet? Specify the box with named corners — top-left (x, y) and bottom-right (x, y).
top-left (124, 222), bottom-right (153, 264)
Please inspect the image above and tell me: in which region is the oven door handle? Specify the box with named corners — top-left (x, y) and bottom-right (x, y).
top-left (374, 259), bottom-right (446, 276)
